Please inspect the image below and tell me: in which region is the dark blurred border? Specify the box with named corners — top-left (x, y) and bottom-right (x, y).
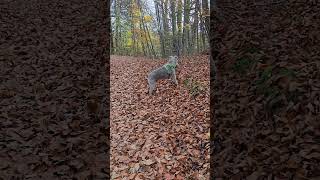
top-left (1, 0), bottom-right (110, 178)
top-left (210, 0), bottom-right (319, 179)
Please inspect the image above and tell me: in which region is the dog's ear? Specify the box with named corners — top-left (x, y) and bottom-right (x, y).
top-left (174, 56), bottom-right (178, 62)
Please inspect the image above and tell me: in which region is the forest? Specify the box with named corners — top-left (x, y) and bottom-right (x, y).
top-left (111, 0), bottom-right (210, 58)
top-left (110, 0), bottom-right (211, 178)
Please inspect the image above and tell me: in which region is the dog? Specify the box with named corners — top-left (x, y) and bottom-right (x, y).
top-left (147, 56), bottom-right (179, 95)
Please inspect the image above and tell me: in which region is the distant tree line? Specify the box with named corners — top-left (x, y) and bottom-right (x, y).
top-left (111, 0), bottom-right (210, 58)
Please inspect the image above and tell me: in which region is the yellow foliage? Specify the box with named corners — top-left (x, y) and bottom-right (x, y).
top-left (127, 31), bottom-right (132, 37)
top-left (127, 39), bottom-right (132, 47)
top-left (144, 15), bottom-right (153, 22)
top-left (133, 9), bottom-right (141, 17)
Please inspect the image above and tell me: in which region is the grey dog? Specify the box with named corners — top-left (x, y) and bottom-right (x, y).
top-left (147, 56), bottom-right (179, 95)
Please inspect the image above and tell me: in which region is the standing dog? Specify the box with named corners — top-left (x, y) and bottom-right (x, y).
top-left (147, 56), bottom-right (179, 95)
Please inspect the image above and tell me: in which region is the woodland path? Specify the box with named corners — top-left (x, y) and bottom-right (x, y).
top-left (110, 55), bottom-right (210, 179)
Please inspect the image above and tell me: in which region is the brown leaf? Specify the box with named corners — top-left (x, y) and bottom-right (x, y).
top-left (247, 171), bottom-right (261, 180)
top-left (142, 159), bottom-right (155, 166)
top-left (164, 173), bottom-right (174, 180)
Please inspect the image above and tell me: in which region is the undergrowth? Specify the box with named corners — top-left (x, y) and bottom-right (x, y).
top-left (183, 77), bottom-right (205, 97)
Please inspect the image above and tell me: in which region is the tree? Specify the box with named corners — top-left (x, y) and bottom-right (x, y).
top-left (111, 0), bottom-right (209, 57)
top-left (183, 0), bottom-right (191, 54)
top-left (177, 0), bottom-right (183, 56)
top-left (170, 0), bottom-right (178, 56)
top-left (202, 0), bottom-right (209, 36)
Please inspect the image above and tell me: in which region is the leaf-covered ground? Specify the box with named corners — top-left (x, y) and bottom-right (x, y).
top-left (110, 55), bottom-right (210, 179)
top-left (210, 0), bottom-right (319, 178)
top-left (1, 0), bottom-right (109, 178)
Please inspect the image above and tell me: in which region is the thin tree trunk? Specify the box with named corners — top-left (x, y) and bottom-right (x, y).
top-left (191, 0), bottom-right (200, 54)
top-left (170, 0), bottom-right (178, 56)
top-left (145, 25), bottom-right (157, 58)
top-left (130, 3), bottom-right (136, 55)
top-left (202, 0), bottom-right (210, 37)
top-left (177, 0), bottom-right (183, 56)
top-left (139, 21), bottom-right (147, 56)
top-left (137, 0), bottom-right (157, 58)
top-left (160, 0), bottom-right (170, 57)
top-left (114, 0), bottom-right (120, 54)
top-left (154, 0), bottom-right (166, 57)
top-left (199, 0), bottom-right (206, 51)
top-left (183, 0), bottom-right (191, 54)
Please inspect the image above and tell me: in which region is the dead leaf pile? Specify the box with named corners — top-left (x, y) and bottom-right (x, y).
top-left (111, 55), bottom-right (210, 179)
top-left (210, 0), bottom-right (319, 179)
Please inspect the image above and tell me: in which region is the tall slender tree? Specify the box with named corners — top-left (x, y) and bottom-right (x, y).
top-left (202, 0), bottom-right (209, 36)
top-left (177, 0), bottom-right (183, 56)
top-left (161, 0), bottom-right (170, 57)
top-left (154, 0), bottom-right (166, 57)
top-left (170, 0), bottom-right (178, 55)
top-left (183, 0), bottom-right (191, 54)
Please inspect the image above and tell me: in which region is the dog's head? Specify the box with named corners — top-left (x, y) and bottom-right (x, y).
top-left (168, 55), bottom-right (179, 66)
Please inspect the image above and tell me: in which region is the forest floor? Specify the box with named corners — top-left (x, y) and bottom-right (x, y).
top-left (110, 55), bottom-right (210, 179)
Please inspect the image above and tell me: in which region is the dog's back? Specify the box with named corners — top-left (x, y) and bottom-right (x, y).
top-left (148, 66), bottom-right (170, 82)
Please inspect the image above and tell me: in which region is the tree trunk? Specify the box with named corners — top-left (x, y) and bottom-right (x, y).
top-left (191, 0), bottom-right (200, 54)
top-left (114, 0), bottom-right (121, 54)
top-left (170, 0), bottom-right (178, 56)
top-left (183, 0), bottom-right (191, 54)
top-left (154, 0), bottom-right (166, 57)
top-left (161, 0), bottom-right (170, 57)
top-left (177, 0), bottom-right (183, 56)
top-left (202, 0), bottom-right (210, 36)
top-left (130, 2), bottom-right (137, 55)
top-left (137, 0), bottom-right (157, 58)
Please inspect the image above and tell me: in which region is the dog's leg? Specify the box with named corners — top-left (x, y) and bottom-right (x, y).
top-left (170, 75), bottom-right (176, 85)
top-left (148, 79), bottom-right (156, 95)
top-left (149, 83), bottom-right (156, 95)
top-left (171, 70), bottom-right (178, 85)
